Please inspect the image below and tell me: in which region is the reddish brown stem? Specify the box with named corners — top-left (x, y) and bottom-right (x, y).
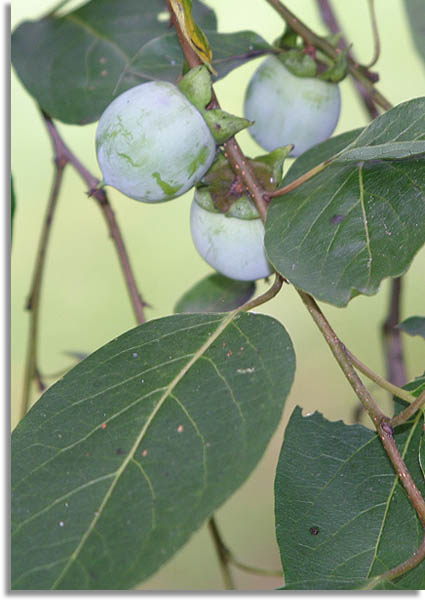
top-left (42, 113), bottom-right (147, 325)
top-left (21, 158), bottom-right (66, 420)
top-left (382, 277), bottom-right (406, 388)
top-left (316, 0), bottom-right (380, 119)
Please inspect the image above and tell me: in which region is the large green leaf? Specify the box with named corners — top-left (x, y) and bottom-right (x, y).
top-left (11, 0), bottom-right (216, 124)
top-left (12, 0), bottom-right (270, 125)
top-left (128, 30), bottom-right (271, 84)
top-left (404, 0), bottom-right (425, 66)
top-left (174, 273), bottom-right (256, 313)
top-left (12, 311), bottom-right (295, 590)
top-left (265, 98), bottom-right (425, 307)
top-left (275, 406), bottom-right (425, 590)
top-left (399, 316), bottom-right (425, 340)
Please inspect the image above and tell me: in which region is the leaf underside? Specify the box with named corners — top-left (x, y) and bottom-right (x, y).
top-left (174, 273), bottom-right (256, 314)
top-left (265, 98), bottom-right (425, 307)
top-left (275, 407), bottom-right (425, 590)
top-left (398, 316), bottom-right (425, 340)
top-left (11, 0), bottom-right (270, 125)
top-left (12, 312), bottom-right (295, 590)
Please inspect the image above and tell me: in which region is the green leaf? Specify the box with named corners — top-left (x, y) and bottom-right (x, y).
top-left (399, 316), bottom-right (425, 340)
top-left (335, 141), bottom-right (425, 162)
top-left (265, 98), bottom-right (425, 307)
top-left (12, 0), bottom-right (270, 125)
top-left (11, 174), bottom-right (16, 242)
top-left (174, 274), bottom-right (256, 313)
top-left (12, 312), bottom-right (295, 590)
top-left (274, 407), bottom-right (425, 590)
top-left (404, 0), bottom-right (425, 66)
top-left (11, 0), bottom-right (216, 125)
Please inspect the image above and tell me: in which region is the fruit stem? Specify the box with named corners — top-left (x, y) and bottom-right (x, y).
top-left (167, 0), bottom-right (269, 223)
top-left (268, 159), bottom-right (332, 199)
top-left (265, 0), bottom-right (392, 111)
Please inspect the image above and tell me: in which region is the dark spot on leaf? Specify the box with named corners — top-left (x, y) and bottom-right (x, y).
top-left (330, 214), bottom-right (345, 224)
top-left (116, 448), bottom-right (125, 455)
top-left (309, 526), bottom-right (320, 535)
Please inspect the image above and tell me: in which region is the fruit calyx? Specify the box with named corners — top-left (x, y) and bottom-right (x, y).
top-left (273, 25), bottom-right (348, 82)
top-left (178, 66), bottom-right (252, 143)
top-left (195, 146), bottom-right (292, 216)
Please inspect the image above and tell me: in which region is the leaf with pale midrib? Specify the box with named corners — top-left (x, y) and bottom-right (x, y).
top-left (12, 311), bottom-right (295, 590)
top-left (265, 98), bottom-right (425, 307)
top-left (274, 406), bottom-right (425, 590)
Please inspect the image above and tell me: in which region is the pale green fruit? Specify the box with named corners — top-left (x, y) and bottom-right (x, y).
top-left (190, 191), bottom-right (272, 282)
top-left (244, 56), bottom-right (341, 157)
top-left (96, 82), bottom-right (216, 202)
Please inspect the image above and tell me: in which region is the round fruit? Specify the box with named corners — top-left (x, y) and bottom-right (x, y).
top-left (96, 81), bottom-right (216, 202)
top-left (244, 56), bottom-right (341, 157)
top-left (190, 190), bottom-right (272, 282)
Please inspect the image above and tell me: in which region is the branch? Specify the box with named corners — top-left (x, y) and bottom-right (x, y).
top-left (21, 157), bottom-right (66, 420)
top-left (42, 113), bottom-right (147, 325)
top-left (166, 1), bottom-right (268, 222)
top-left (390, 389), bottom-right (425, 428)
top-left (265, 0), bottom-right (392, 112)
top-left (207, 518), bottom-right (235, 590)
top-left (377, 419), bottom-right (425, 526)
top-left (382, 277), bottom-right (407, 388)
top-left (297, 290), bottom-right (386, 425)
top-left (316, 0), bottom-right (380, 119)
top-left (345, 349), bottom-right (415, 405)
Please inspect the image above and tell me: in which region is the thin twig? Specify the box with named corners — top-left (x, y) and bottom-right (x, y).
top-left (316, 0), bottom-right (380, 119)
top-left (42, 113), bottom-right (147, 325)
top-left (208, 518), bottom-right (235, 590)
top-left (391, 389), bottom-right (425, 428)
top-left (267, 158), bottom-right (332, 199)
top-left (382, 277), bottom-right (407, 388)
top-left (345, 349), bottom-right (414, 405)
top-left (20, 158), bottom-right (67, 420)
top-left (266, 0), bottom-right (392, 111)
top-left (377, 418), bottom-right (425, 526)
top-left (365, 0), bottom-right (381, 69)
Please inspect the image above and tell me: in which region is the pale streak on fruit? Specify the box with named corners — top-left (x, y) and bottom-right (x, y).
top-left (96, 81), bottom-right (216, 203)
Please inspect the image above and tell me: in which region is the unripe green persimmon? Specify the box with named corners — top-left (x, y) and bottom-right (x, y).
top-left (96, 81), bottom-right (216, 202)
top-left (244, 56), bottom-right (341, 157)
top-left (190, 191), bottom-right (272, 282)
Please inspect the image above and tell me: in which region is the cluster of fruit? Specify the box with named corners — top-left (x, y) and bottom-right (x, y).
top-left (96, 57), bottom-right (341, 282)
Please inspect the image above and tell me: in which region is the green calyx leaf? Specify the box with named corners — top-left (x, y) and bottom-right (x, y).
top-left (196, 152), bottom-right (279, 216)
top-left (277, 49), bottom-right (317, 78)
top-left (201, 109), bottom-right (253, 144)
top-left (194, 187), bottom-right (260, 219)
top-left (318, 47), bottom-right (349, 82)
top-left (254, 146), bottom-right (293, 187)
top-left (178, 65), bottom-right (212, 111)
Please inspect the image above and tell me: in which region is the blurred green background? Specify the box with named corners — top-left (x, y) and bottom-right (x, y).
top-left (11, 0), bottom-right (425, 590)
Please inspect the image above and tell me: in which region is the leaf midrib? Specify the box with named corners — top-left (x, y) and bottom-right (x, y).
top-left (50, 310), bottom-right (241, 589)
